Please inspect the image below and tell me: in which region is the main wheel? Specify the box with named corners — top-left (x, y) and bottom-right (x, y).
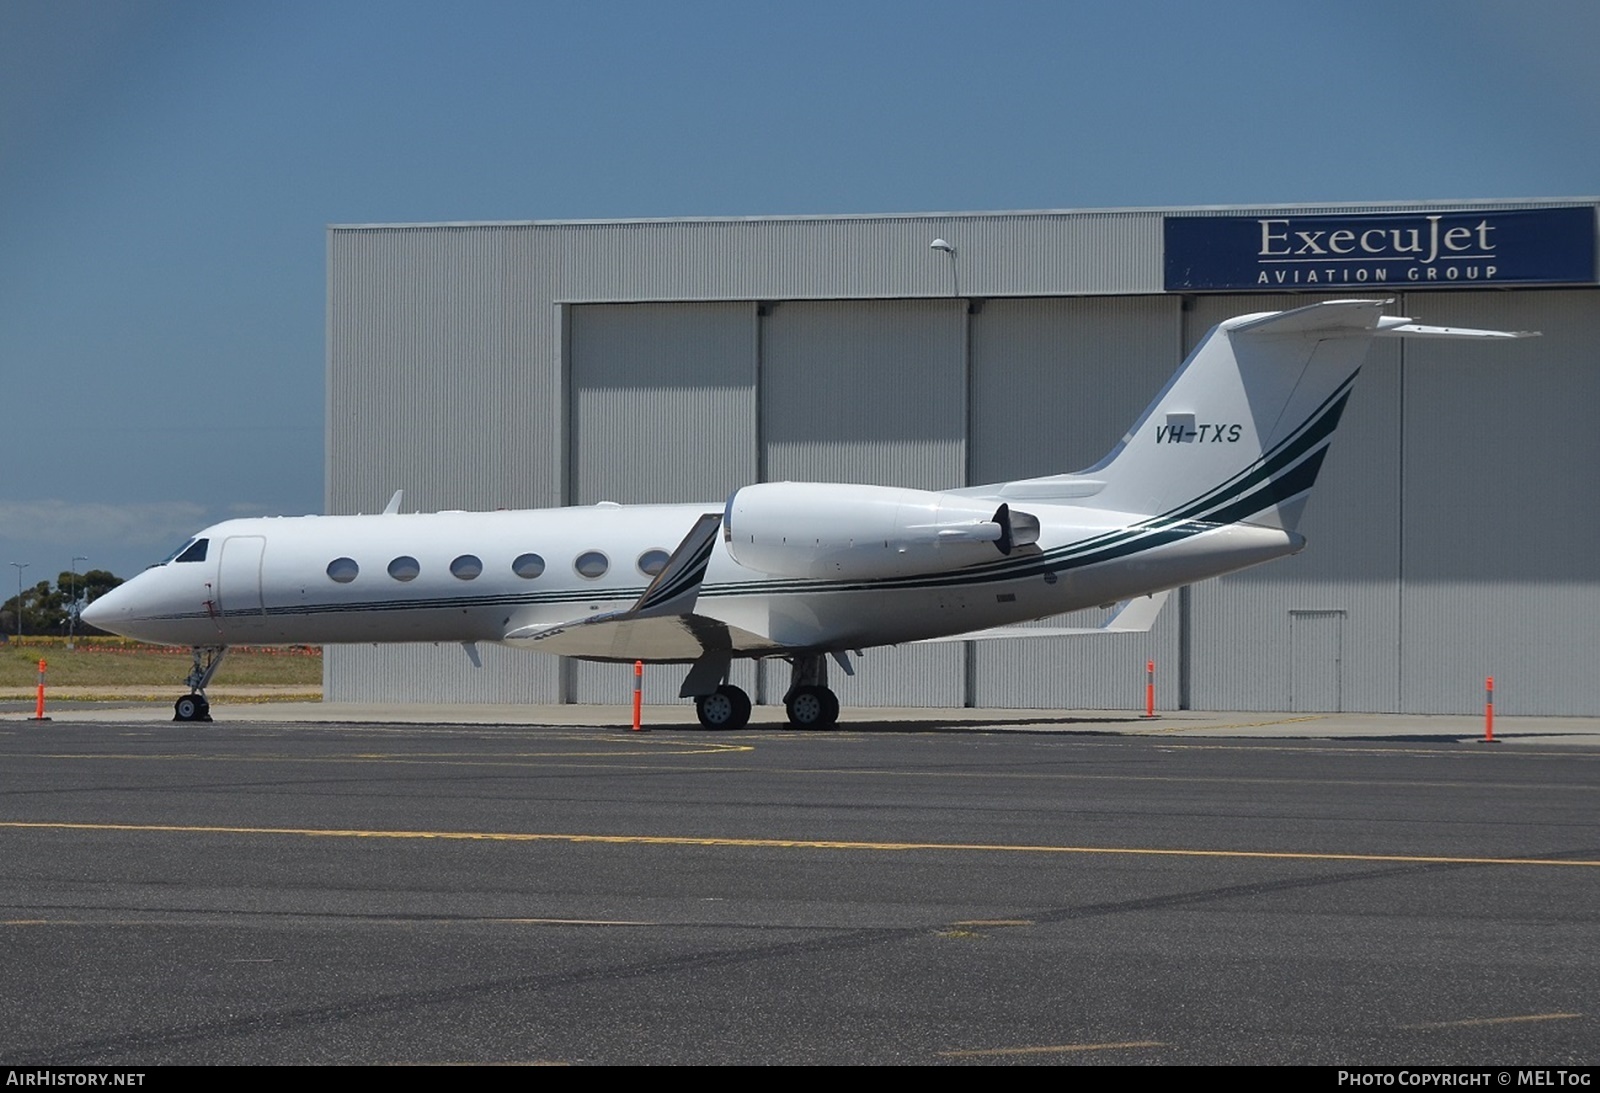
top-left (695, 684), bottom-right (752, 730)
top-left (173, 694), bottom-right (210, 722)
top-left (785, 685), bottom-right (839, 729)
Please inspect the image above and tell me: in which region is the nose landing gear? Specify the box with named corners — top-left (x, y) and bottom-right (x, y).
top-left (174, 646), bottom-right (228, 722)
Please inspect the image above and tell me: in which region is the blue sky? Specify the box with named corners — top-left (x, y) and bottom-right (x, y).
top-left (1, 0), bottom-right (1596, 584)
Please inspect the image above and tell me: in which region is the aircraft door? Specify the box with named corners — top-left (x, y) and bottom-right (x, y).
top-left (216, 536), bottom-right (266, 639)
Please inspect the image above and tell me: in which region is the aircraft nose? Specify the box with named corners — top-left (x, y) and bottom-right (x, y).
top-left (80, 596), bottom-right (108, 628)
top-left (80, 582), bottom-right (133, 632)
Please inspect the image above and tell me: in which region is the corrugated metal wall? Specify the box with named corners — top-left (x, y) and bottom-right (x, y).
top-left (325, 225), bottom-right (564, 703)
top-left (552, 212), bottom-right (1164, 302)
top-left (1397, 290), bottom-right (1600, 715)
top-left (325, 206), bottom-right (1600, 715)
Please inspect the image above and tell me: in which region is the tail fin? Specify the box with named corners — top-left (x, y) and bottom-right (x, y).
top-left (1008, 299), bottom-right (1531, 532)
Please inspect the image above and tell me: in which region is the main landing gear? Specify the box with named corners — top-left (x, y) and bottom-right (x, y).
top-left (694, 684), bottom-right (753, 730)
top-left (685, 653), bottom-right (843, 731)
top-left (781, 653), bottom-right (839, 729)
top-left (174, 645), bottom-right (228, 722)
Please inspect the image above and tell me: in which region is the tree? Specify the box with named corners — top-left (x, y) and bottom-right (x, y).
top-left (0, 570), bottom-right (123, 636)
top-left (68, 570), bottom-right (124, 636)
top-left (1, 580), bottom-right (53, 637)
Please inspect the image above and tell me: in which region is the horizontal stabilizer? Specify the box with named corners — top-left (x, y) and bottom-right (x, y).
top-left (920, 591), bottom-right (1170, 642)
top-left (1373, 321), bottom-right (1538, 341)
top-left (1226, 300), bottom-right (1534, 341)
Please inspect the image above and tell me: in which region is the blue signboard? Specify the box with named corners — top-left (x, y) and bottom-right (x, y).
top-left (1164, 206), bottom-right (1596, 292)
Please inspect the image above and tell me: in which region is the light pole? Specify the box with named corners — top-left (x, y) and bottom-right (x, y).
top-left (69, 556), bottom-right (88, 647)
top-left (9, 562), bottom-right (28, 640)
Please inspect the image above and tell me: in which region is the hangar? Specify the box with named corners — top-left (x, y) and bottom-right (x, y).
top-left (324, 200), bottom-right (1599, 716)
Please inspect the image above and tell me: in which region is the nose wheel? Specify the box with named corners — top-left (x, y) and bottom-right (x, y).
top-left (174, 646), bottom-right (227, 722)
top-left (174, 693), bottom-right (211, 722)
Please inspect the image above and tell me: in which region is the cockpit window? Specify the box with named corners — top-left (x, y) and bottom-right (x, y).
top-left (159, 541), bottom-right (190, 565)
top-left (159, 538), bottom-right (197, 565)
top-left (175, 538), bottom-right (209, 563)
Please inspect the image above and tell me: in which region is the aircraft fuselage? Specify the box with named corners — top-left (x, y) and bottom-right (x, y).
top-left (89, 500), bottom-right (1301, 658)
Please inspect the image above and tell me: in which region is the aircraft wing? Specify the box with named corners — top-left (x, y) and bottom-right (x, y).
top-left (920, 591), bottom-right (1170, 642)
top-left (500, 511), bottom-right (785, 661)
top-left (502, 611), bottom-right (783, 662)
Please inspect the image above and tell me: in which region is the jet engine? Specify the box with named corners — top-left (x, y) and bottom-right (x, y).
top-left (722, 482), bottom-right (1040, 580)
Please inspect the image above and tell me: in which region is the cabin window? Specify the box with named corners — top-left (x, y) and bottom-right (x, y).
top-left (175, 538), bottom-right (209, 563)
top-left (512, 553), bottom-right (545, 579)
top-left (387, 556), bottom-right (421, 582)
top-left (637, 549), bottom-right (670, 577)
top-left (326, 557), bottom-right (359, 583)
top-left (450, 554), bottom-right (483, 580)
top-left (574, 550), bottom-right (609, 579)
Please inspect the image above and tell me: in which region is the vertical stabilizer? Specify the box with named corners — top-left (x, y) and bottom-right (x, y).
top-left (1080, 299), bottom-right (1385, 531)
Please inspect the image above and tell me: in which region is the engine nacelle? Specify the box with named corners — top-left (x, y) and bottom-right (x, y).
top-left (722, 482), bottom-right (1039, 580)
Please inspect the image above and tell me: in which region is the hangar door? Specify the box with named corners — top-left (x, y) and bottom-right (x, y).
top-left (758, 299), bottom-right (968, 707)
top-left (567, 301), bottom-right (759, 704)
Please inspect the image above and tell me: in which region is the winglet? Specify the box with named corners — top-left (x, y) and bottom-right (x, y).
top-left (630, 512), bottom-right (723, 618)
top-left (498, 512), bottom-right (778, 661)
top-left (383, 490), bottom-right (404, 515)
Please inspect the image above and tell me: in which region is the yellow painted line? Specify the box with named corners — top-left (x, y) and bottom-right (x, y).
top-left (951, 919), bottom-right (1032, 927)
top-left (4, 820), bottom-right (1599, 868)
top-left (1403, 1013), bottom-right (1583, 1030)
top-left (939, 1040), bottom-right (1164, 1057)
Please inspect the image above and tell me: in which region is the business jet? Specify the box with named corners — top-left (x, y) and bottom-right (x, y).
top-left (82, 298), bottom-right (1530, 728)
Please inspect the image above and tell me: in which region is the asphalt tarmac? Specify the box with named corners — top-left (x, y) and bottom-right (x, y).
top-left (2, 707), bottom-right (1597, 1065)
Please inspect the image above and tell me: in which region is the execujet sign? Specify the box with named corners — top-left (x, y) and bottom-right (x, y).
top-left (1164, 206), bottom-right (1596, 291)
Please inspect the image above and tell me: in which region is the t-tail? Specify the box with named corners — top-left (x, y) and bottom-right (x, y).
top-left (1003, 298), bottom-right (1534, 532)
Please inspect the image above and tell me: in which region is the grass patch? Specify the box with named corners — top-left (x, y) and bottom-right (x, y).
top-left (0, 639), bottom-right (321, 687)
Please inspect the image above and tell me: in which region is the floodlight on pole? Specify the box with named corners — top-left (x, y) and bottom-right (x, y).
top-left (70, 556), bottom-right (88, 645)
top-left (9, 562), bottom-right (28, 639)
top-left (928, 238), bottom-right (959, 296)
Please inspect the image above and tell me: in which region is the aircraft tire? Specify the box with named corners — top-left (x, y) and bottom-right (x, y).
top-left (785, 685), bottom-right (839, 729)
top-left (695, 685), bottom-right (751, 730)
top-left (173, 694), bottom-right (211, 723)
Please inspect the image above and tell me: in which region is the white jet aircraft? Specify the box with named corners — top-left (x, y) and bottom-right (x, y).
top-left (83, 299), bottom-right (1530, 727)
